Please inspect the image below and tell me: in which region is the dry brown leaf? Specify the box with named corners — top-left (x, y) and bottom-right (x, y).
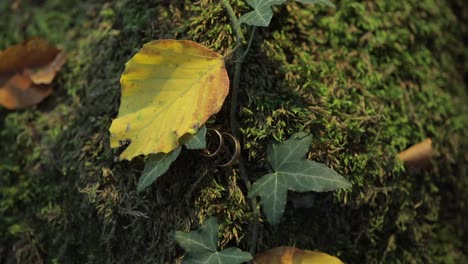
top-left (0, 37), bottom-right (60, 74)
top-left (27, 51), bottom-right (67, 84)
top-left (398, 138), bottom-right (433, 169)
top-left (0, 74), bottom-right (52, 110)
top-left (0, 37), bottom-right (66, 109)
top-left (253, 246), bottom-right (344, 264)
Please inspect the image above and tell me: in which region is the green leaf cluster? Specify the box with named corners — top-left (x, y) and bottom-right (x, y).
top-left (174, 217), bottom-right (252, 264)
top-left (249, 132), bottom-right (351, 224)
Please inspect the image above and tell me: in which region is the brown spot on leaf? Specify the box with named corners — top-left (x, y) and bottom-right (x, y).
top-left (207, 75), bottom-right (214, 83)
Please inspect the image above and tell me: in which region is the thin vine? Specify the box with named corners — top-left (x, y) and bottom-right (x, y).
top-left (221, 0), bottom-right (259, 255)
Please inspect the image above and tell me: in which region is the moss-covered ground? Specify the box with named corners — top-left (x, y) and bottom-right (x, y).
top-left (1, 0), bottom-right (467, 263)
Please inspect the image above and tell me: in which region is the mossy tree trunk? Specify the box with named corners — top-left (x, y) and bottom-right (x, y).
top-left (1, 0), bottom-right (467, 263)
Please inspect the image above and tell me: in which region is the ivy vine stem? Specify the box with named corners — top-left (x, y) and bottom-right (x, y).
top-left (221, 0), bottom-right (259, 256)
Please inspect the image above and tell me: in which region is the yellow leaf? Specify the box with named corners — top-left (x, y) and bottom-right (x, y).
top-left (109, 40), bottom-right (229, 160)
top-left (253, 246), bottom-right (344, 264)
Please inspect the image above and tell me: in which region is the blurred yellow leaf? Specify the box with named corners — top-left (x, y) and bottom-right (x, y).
top-left (253, 246), bottom-right (344, 264)
top-left (109, 40), bottom-right (229, 160)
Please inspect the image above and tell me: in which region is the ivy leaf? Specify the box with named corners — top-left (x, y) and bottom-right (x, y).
top-left (238, 0), bottom-right (335, 27)
top-left (175, 217), bottom-right (252, 264)
top-left (249, 132), bottom-right (351, 225)
top-left (137, 147), bottom-right (181, 192)
top-left (295, 0), bottom-right (335, 8)
top-left (175, 217), bottom-right (217, 253)
top-left (267, 131), bottom-right (312, 170)
top-left (184, 125), bottom-right (207, 150)
top-left (137, 125), bottom-right (205, 192)
top-left (238, 0), bottom-right (287, 27)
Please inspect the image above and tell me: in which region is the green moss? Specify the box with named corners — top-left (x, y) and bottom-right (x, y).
top-left (239, 1), bottom-right (468, 263)
top-left (1, 0), bottom-right (467, 263)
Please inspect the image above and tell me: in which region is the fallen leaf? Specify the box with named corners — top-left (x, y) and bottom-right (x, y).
top-left (174, 217), bottom-right (252, 264)
top-left (254, 246), bottom-right (344, 264)
top-left (109, 39), bottom-right (229, 160)
top-left (0, 74), bottom-right (52, 110)
top-left (0, 37), bottom-right (66, 109)
top-left (27, 51), bottom-right (67, 84)
top-left (397, 138), bottom-right (432, 169)
top-left (0, 37), bottom-right (60, 74)
top-left (249, 132), bottom-right (351, 224)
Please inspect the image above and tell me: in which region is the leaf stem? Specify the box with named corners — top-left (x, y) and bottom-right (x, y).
top-left (222, 0), bottom-right (259, 256)
top-left (241, 27), bottom-right (256, 60)
top-left (222, 0), bottom-right (244, 42)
